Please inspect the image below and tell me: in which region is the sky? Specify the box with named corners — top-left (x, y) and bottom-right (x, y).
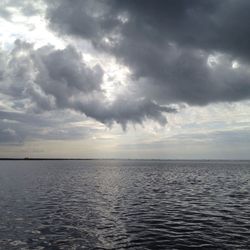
top-left (0, 0), bottom-right (250, 159)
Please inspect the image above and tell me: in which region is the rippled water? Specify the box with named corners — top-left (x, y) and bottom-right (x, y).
top-left (0, 160), bottom-right (250, 249)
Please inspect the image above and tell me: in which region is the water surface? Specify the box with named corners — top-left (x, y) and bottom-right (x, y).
top-left (0, 160), bottom-right (250, 249)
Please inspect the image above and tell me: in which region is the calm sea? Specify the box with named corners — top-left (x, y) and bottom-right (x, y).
top-left (0, 160), bottom-right (249, 249)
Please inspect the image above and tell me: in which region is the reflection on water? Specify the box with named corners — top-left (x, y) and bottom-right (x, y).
top-left (0, 160), bottom-right (250, 249)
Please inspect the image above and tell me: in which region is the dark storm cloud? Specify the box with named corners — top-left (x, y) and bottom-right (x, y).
top-left (45, 0), bottom-right (250, 105)
top-left (0, 39), bottom-right (175, 139)
top-left (32, 42), bottom-right (103, 109)
top-left (72, 97), bottom-right (176, 130)
top-left (2, 0), bottom-right (250, 144)
top-left (0, 40), bottom-right (103, 111)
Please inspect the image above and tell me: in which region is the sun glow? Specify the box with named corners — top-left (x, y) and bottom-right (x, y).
top-left (101, 59), bottom-right (131, 101)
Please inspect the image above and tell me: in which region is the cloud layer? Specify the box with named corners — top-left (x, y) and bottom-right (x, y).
top-left (1, 0), bottom-right (250, 154)
top-left (46, 0), bottom-right (250, 105)
top-left (0, 39), bottom-right (175, 142)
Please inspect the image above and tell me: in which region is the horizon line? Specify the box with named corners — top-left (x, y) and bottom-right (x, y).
top-left (0, 158), bottom-right (249, 161)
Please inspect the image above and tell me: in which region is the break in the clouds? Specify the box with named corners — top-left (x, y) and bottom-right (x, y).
top-left (0, 0), bottom-right (250, 158)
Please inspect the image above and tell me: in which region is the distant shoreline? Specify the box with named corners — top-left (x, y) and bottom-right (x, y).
top-left (0, 158), bottom-right (249, 161)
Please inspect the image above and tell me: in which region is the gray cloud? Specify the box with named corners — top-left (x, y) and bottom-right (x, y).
top-left (2, 0), bottom-right (250, 145)
top-left (31, 42), bottom-right (103, 109)
top-left (0, 110), bottom-right (91, 144)
top-left (0, 39), bottom-right (175, 142)
top-left (0, 0), bottom-right (43, 19)
top-left (72, 97), bottom-right (176, 130)
top-left (45, 0), bottom-right (250, 106)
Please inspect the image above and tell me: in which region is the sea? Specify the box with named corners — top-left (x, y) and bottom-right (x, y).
top-left (0, 160), bottom-right (249, 249)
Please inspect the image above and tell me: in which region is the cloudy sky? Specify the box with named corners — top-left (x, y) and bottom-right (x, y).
top-left (0, 0), bottom-right (250, 159)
